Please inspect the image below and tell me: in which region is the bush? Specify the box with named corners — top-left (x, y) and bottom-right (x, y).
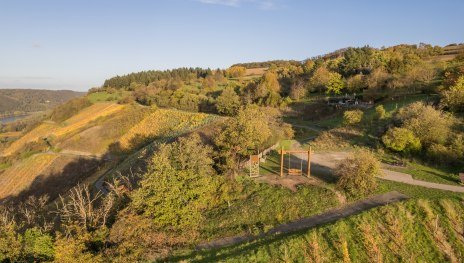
top-left (426, 144), bottom-right (455, 165)
top-left (374, 105), bottom-right (386, 120)
top-left (343, 110), bottom-right (363, 125)
top-left (335, 150), bottom-right (380, 197)
top-left (382, 127), bottom-right (421, 153)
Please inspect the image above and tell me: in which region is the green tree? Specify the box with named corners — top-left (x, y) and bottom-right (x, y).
top-left (215, 105), bottom-right (274, 173)
top-left (132, 134), bottom-right (219, 231)
top-left (382, 127), bottom-right (421, 153)
top-left (23, 227), bottom-right (55, 262)
top-left (216, 87), bottom-right (241, 116)
top-left (326, 72), bottom-right (345, 95)
top-left (309, 66), bottom-right (331, 92)
top-left (441, 76), bottom-right (464, 112)
top-left (336, 150), bottom-right (380, 197)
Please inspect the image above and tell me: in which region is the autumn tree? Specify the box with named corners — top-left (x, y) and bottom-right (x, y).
top-left (374, 105), bottom-right (386, 120)
top-left (132, 134), bottom-right (220, 231)
top-left (215, 105), bottom-right (292, 174)
top-left (395, 102), bottom-right (453, 146)
top-left (346, 74), bottom-right (365, 93)
top-left (216, 87), bottom-right (241, 116)
top-left (441, 76), bottom-right (464, 112)
top-left (309, 66), bottom-right (331, 92)
top-left (226, 66), bottom-right (246, 78)
top-left (326, 72), bottom-right (345, 95)
top-left (289, 79), bottom-right (306, 101)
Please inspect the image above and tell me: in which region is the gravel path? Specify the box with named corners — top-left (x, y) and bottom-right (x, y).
top-left (196, 191), bottom-right (408, 250)
top-left (379, 169), bottom-right (464, 193)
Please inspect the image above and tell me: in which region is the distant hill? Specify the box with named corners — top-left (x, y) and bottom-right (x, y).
top-left (0, 89), bottom-right (85, 115)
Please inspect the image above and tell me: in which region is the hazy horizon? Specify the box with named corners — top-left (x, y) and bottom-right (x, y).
top-left (1, 0), bottom-right (463, 91)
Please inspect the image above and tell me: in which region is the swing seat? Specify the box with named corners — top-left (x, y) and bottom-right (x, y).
top-left (288, 169), bottom-right (302, 176)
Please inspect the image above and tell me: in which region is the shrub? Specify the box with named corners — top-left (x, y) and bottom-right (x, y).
top-left (0, 224), bottom-right (22, 262)
top-left (441, 76), bottom-right (464, 112)
top-left (335, 150), bottom-right (380, 197)
top-left (395, 102), bottom-right (453, 146)
top-left (426, 144), bottom-right (455, 165)
top-left (382, 127), bottom-right (421, 153)
top-left (343, 110), bottom-right (363, 125)
top-left (374, 105), bottom-right (386, 120)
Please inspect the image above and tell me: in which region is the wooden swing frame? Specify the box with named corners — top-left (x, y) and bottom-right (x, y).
top-left (279, 147), bottom-right (312, 177)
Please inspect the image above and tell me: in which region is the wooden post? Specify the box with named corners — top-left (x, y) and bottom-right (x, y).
top-left (307, 146), bottom-right (311, 177)
top-left (280, 147), bottom-right (284, 177)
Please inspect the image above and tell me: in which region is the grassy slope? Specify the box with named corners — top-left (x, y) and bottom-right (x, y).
top-left (178, 192), bottom-right (464, 262)
top-left (201, 177), bottom-right (340, 241)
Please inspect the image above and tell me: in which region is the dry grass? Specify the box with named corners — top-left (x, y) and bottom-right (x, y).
top-left (2, 123), bottom-right (56, 156)
top-left (245, 67), bottom-right (268, 76)
top-left (53, 103), bottom-right (124, 137)
top-left (0, 153), bottom-right (58, 199)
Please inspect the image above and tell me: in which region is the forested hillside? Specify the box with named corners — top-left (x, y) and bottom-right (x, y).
top-left (1, 42), bottom-right (464, 262)
top-left (0, 89), bottom-right (84, 116)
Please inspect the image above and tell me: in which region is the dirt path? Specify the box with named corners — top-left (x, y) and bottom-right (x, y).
top-left (196, 191), bottom-right (408, 250)
top-left (286, 147), bottom-right (464, 193)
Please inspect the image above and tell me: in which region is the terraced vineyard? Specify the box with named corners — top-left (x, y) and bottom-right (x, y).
top-left (1, 103), bottom-right (125, 156)
top-left (0, 153), bottom-right (58, 199)
top-left (119, 108), bottom-right (217, 151)
top-left (52, 103), bottom-right (124, 137)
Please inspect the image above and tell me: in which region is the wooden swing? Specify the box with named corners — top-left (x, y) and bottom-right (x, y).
top-left (279, 147), bottom-right (311, 177)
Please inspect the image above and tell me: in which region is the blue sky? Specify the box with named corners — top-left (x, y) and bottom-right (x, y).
top-left (0, 0), bottom-right (463, 91)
